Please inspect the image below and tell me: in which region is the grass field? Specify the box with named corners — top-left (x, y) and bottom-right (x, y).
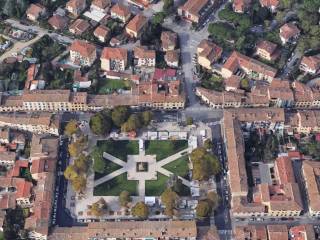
top-left (98, 78), bottom-right (131, 94)
top-left (145, 140), bottom-right (188, 161)
top-left (97, 140), bottom-right (139, 161)
top-left (145, 173), bottom-right (169, 196)
top-left (93, 173), bottom-right (138, 196)
top-left (163, 155), bottom-right (190, 179)
top-left (94, 159), bottom-right (122, 180)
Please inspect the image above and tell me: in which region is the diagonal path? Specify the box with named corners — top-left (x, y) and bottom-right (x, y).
top-left (94, 168), bottom-right (126, 187)
top-left (103, 152), bottom-right (126, 167)
top-left (156, 148), bottom-right (191, 167)
top-left (158, 167), bottom-right (191, 187)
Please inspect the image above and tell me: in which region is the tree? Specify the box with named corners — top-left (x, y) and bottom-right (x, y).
top-left (92, 148), bottom-right (105, 174)
top-left (131, 202), bottom-right (149, 219)
top-left (68, 142), bottom-right (81, 157)
top-left (240, 78), bottom-right (250, 91)
top-left (89, 198), bottom-right (108, 217)
top-left (71, 174), bottom-right (87, 193)
top-left (196, 201), bottom-right (211, 218)
top-left (186, 117), bottom-right (193, 125)
top-left (141, 111), bottom-right (153, 126)
top-left (161, 188), bottom-right (179, 216)
top-left (206, 191), bottom-right (220, 211)
top-left (64, 165), bottom-right (78, 181)
top-left (121, 114), bottom-right (142, 132)
top-left (90, 112), bottom-right (112, 135)
top-left (280, 0), bottom-right (295, 9)
top-left (74, 154), bottom-right (91, 174)
top-left (3, 0), bottom-right (16, 17)
top-left (65, 120), bottom-right (78, 136)
top-left (152, 12), bottom-right (166, 25)
top-left (119, 190), bottom-right (131, 207)
top-left (204, 139), bottom-right (213, 150)
top-left (112, 106), bottom-right (129, 127)
top-left (163, 0), bottom-right (173, 13)
top-left (190, 147), bottom-right (221, 181)
top-left (3, 207), bottom-right (25, 240)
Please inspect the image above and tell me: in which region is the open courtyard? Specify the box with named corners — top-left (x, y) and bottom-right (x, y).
top-left (93, 139), bottom-right (191, 197)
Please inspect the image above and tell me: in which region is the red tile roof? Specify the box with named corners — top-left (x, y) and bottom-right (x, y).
top-left (70, 40), bottom-right (96, 58)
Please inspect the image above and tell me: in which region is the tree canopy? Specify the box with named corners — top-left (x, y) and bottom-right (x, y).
top-left (131, 202), bottom-right (149, 219)
top-left (90, 111), bottom-right (112, 135)
top-left (64, 120), bottom-right (78, 136)
top-left (119, 190), bottom-right (131, 207)
top-left (111, 106), bottom-right (129, 127)
top-left (190, 147), bottom-right (221, 181)
top-left (196, 201), bottom-right (211, 218)
top-left (160, 188), bottom-right (179, 216)
top-left (89, 198), bottom-right (108, 217)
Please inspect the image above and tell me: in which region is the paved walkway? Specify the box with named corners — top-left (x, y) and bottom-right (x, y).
top-left (94, 168), bottom-right (126, 187)
top-left (93, 145), bottom-right (192, 196)
top-left (103, 152), bottom-right (126, 167)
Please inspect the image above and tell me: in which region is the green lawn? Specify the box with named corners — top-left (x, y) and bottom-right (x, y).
top-left (163, 155), bottom-right (190, 179)
top-left (94, 159), bottom-right (122, 180)
top-left (145, 140), bottom-right (188, 161)
top-left (0, 231), bottom-right (3, 240)
top-left (145, 173), bottom-right (169, 196)
top-left (98, 78), bottom-right (131, 94)
top-left (97, 140), bottom-right (139, 161)
top-left (93, 173), bottom-right (138, 196)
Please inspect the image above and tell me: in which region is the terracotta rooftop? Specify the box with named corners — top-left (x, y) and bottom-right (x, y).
top-left (66, 0), bottom-right (86, 9)
top-left (233, 0), bottom-right (251, 12)
top-left (260, 0), bottom-right (279, 7)
top-left (267, 225), bottom-right (288, 240)
top-left (280, 23), bottom-right (300, 41)
top-left (26, 4), bottom-right (46, 17)
top-left (302, 160), bottom-right (320, 212)
top-left (126, 14), bottom-right (148, 33)
top-left (101, 47), bottom-right (128, 60)
top-left (70, 40), bottom-right (96, 58)
top-left (197, 39), bottom-right (222, 63)
top-left (110, 3), bottom-right (131, 17)
top-left (48, 15), bottom-right (68, 30)
top-left (165, 50), bottom-right (180, 63)
top-left (0, 112), bottom-right (55, 128)
top-left (49, 221), bottom-right (197, 239)
top-left (256, 40), bottom-right (277, 55)
top-left (234, 226), bottom-right (268, 240)
top-left (223, 51), bottom-right (277, 79)
top-left (69, 19), bottom-right (90, 35)
top-left (179, 0), bottom-right (209, 17)
top-left (91, 0), bottom-right (110, 9)
top-left (161, 31), bottom-right (178, 50)
top-left (289, 225), bottom-right (316, 240)
top-left (134, 46), bottom-right (156, 59)
top-left (300, 54), bottom-right (320, 72)
top-left (93, 25), bottom-right (110, 38)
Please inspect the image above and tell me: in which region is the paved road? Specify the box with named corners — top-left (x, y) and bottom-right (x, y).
top-left (0, 32), bottom-right (44, 62)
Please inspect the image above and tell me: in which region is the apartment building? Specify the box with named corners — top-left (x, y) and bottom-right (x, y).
top-left (66, 0), bottom-right (86, 16)
top-left (90, 0), bottom-right (111, 12)
top-left (0, 151), bottom-right (16, 166)
top-left (49, 221), bottom-right (197, 240)
top-left (221, 51), bottom-right (277, 82)
top-left (197, 39), bottom-right (222, 70)
top-left (259, 0), bottom-right (279, 12)
top-left (285, 110), bottom-right (320, 134)
top-left (299, 54), bottom-right (320, 75)
top-left (268, 79), bottom-right (294, 107)
top-left (232, 0), bottom-right (251, 13)
top-left (0, 112), bottom-right (60, 136)
top-left (256, 40), bottom-right (279, 61)
top-left (165, 50), bottom-right (180, 68)
top-left (110, 3), bottom-right (131, 23)
top-left (25, 135), bottom-right (58, 240)
top-left (223, 109), bottom-right (306, 218)
top-left (22, 90), bottom-right (88, 112)
top-left (161, 31), bottom-right (178, 51)
top-left (26, 4), bottom-right (46, 22)
top-left (69, 40), bottom-right (97, 66)
top-left (302, 160), bottom-right (320, 217)
top-left (178, 0), bottom-right (210, 23)
top-left (279, 23), bottom-right (300, 45)
top-left (93, 25), bottom-right (110, 43)
top-left (101, 47), bottom-right (128, 72)
top-left (125, 14), bottom-right (148, 38)
top-left (69, 19), bottom-right (90, 35)
top-left (134, 46), bottom-right (156, 67)
top-left (292, 81), bottom-right (320, 108)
